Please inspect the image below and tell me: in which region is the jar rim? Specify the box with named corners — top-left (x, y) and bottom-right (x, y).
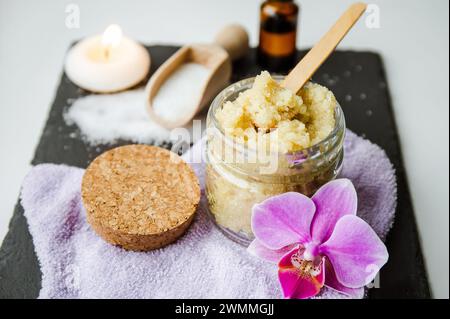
top-left (207, 75), bottom-right (346, 158)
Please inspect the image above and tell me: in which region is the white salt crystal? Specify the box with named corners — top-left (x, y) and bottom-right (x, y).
top-left (64, 63), bottom-right (209, 146)
top-left (64, 89), bottom-right (171, 145)
top-left (152, 63), bottom-right (210, 122)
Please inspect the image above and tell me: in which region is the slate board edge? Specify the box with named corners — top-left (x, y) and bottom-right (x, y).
top-left (370, 54), bottom-right (431, 298)
top-left (0, 46), bottom-right (431, 299)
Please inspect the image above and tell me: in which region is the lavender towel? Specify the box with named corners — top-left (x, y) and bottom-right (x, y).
top-left (21, 130), bottom-right (396, 299)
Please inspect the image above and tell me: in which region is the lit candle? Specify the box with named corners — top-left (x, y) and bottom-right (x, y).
top-left (65, 25), bottom-right (151, 93)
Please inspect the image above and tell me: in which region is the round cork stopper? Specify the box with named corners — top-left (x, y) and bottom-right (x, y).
top-left (82, 145), bottom-right (200, 251)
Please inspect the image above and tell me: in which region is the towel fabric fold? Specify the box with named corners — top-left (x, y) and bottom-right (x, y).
top-left (21, 130), bottom-right (396, 299)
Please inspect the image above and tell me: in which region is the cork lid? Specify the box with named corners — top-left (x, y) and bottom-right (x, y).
top-left (82, 145), bottom-right (200, 236)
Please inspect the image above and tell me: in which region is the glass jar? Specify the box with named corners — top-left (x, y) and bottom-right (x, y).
top-left (205, 76), bottom-right (346, 245)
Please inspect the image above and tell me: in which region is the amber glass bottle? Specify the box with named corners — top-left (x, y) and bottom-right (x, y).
top-left (258, 0), bottom-right (299, 72)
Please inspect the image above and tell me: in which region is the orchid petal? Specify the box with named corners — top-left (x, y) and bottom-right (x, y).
top-left (278, 249), bottom-right (325, 299)
top-left (311, 179), bottom-right (358, 243)
top-left (247, 239), bottom-right (297, 263)
top-left (320, 215), bottom-right (388, 288)
top-left (324, 258), bottom-right (365, 298)
top-left (252, 192), bottom-right (315, 250)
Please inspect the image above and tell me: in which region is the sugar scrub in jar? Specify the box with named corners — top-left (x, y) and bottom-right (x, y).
top-left (205, 72), bottom-right (345, 244)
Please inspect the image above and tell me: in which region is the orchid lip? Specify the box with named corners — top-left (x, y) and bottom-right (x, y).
top-left (290, 248), bottom-right (322, 277)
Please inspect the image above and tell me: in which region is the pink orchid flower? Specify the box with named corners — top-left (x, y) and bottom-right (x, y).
top-left (248, 179), bottom-right (389, 299)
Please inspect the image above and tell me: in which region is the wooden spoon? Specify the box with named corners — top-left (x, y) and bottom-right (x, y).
top-left (146, 25), bottom-right (249, 129)
top-left (282, 2), bottom-right (367, 93)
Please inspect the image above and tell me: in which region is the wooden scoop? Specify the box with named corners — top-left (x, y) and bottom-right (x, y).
top-left (146, 25), bottom-right (249, 129)
top-left (146, 44), bottom-right (231, 128)
top-left (282, 2), bottom-right (367, 93)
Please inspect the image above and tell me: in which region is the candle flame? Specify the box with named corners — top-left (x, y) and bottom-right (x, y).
top-left (101, 24), bottom-right (123, 48)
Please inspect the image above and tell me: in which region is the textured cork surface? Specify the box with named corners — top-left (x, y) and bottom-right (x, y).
top-left (82, 145), bottom-right (200, 251)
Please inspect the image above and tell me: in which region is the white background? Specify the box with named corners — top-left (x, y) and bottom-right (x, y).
top-left (0, 0), bottom-right (448, 298)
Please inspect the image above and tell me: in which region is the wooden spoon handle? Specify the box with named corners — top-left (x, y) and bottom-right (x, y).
top-left (282, 2), bottom-right (367, 93)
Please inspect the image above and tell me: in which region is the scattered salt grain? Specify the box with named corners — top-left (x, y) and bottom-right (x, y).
top-left (64, 89), bottom-right (171, 145)
top-left (152, 63), bottom-right (210, 122)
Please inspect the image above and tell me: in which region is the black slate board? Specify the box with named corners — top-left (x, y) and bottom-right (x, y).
top-left (0, 46), bottom-right (431, 299)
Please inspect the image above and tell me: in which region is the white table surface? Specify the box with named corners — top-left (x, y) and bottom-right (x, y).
top-left (0, 0), bottom-right (448, 298)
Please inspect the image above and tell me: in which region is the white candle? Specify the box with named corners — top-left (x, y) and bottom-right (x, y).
top-left (65, 25), bottom-right (151, 93)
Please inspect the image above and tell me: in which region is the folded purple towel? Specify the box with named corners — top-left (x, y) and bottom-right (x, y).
top-left (21, 130), bottom-right (396, 299)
